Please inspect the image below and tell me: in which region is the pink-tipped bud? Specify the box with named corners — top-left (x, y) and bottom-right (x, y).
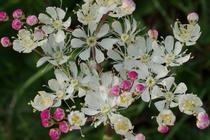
top-left (26, 15), bottom-right (38, 26)
top-left (158, 125), bottom-right (169, 134)
top-left (120, 80), bottom-right (131, 90)
top-left (41, 119), bottom-right (53, 128)
top-left (11, 19), bottom-right (23, 30)
top-left (12, 9), bottom-right (24, 19)
top-left (49, 128), bottom-right (61, 140)
top-left (122, 0), bottom-right (136, 10)
top-left (40, 109), bottom-right (51, 120)
top-left (34, 28), bottom-right (45, 41)
top-left (53, 108), bottom-right (65, 121)
top-left (0, 11), bottom-right (8, 22)
top-left (59, 121), bottom-right (69, 133)
top-left (135, 133), bottom-right (145, 140)
top-left (187, 12), bottom-right (199, 24)
top-left (148, 29), bottom-right (158, 40)
top-left (135, 83), bottom-right (145, 93)
top-left (196, 120), bottom-right (209, 130)
top-left (196, 112), bottom-right (209, 129)
top-left (197, 112), bottom-right (209, 122)
top-left (110, 85), bottom-right (120, 96)
top-left (1, 37), bottom-right (11, 47)
top-left (127, 70), bottom-right (138, 80)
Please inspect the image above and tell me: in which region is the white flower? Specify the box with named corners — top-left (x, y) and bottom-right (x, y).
top-left (68, 111), bottom-right (87, 127)
top-left (96, 0), bottom-right (121, 16)
top-left (178, 94), bottom-right (203, 115)
top-left (36, 35), bottom-right (69, 67)
top-left (137, 64), bottom-right (169, 102)
top-left (152, 35), bottom-right (191, 66)
top-left (110, 0), bottom-right (136, 17)
top-left (172, 21), bottom-right (201, 46)
top-left (116, 92), bottom-right (134, 108)
top-left (71, 22), bottom-right (118, 63)
top-left (31, 91), bottom-right (56, 111)
top-left (154, 77), bottom-right (188, 111)
top-left (82, 72), bottom-right (120, 127)
top-left (77, 3), bottom-right (102, 25)
top-left (110, 114), bottom-right (133, 136)
top-left (156, 109), bottom-right (176, 126)
top-left (38, 7), bottom-right (71, 43)
top-left (47, 69), bottom-right (74, 106)
top-left (112, 18), bottom-right (139, 47)
top-left (13, 29), bottom-right (46, 53)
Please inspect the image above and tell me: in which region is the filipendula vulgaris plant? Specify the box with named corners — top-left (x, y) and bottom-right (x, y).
top-left (0, 1), bottom-right (209, 140)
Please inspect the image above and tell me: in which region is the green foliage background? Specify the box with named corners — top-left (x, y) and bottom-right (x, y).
top-left (0, 0), bottom-right (210, 140)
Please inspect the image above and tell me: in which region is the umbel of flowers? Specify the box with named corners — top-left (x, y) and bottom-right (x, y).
top-left (0, 0), bottom-right (209, 140)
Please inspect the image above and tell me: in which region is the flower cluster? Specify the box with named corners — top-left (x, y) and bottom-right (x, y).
top-left (1, 0), bottom-right (209, 140)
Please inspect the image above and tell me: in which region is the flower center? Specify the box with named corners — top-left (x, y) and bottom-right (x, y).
top-left (71, 114), bottom-right (81, 125)
top-left (21, 37), bottom-right (34, 49)
top-left (119, 95), bottom-right (129, 104)
top-left (53, 20), bottom-right (62, 29)
top-left (178, 24), bottom-right (194, 42)
top-left (165, 92), bottom-right (174, 102)
top-left (140, 54), bottom-right (150, 64)
top-left (160, 114), bottom-right (173, 125)
top-left (146, 76), bottom-right (155, 88)
top-left (182, 99), bottom-right (195, 111)
top-left (86, 36), bottom-right (97, 47)
top-left (100, 104), bottom-right (111, 114)
top-left (71, 79), bottom-right (79, 88)
top-left (39, 95), bottom-right (52, 106)
top-left (114, 120), bottom-right (130, 133)
top-left (165, 53), bottom-right (175, 65)
top-left (56, 90), bottom-right (65, 99)
top-left (53, 51), bottom-right (63, 61)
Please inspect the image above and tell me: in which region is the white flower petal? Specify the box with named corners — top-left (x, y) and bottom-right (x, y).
top-left (160, 77), bottom-right (175, 90)
top-left (72, 28), bottom-right (87, 38)
top-left (79, 48), bottom-right (91, 60)
top-left (174, 82), bottom-right (187, 94)
top-left (46, 7), bottom-right (57, 19)
top-left (38, 13), bottom-right (52, 24)
top-left (99, 38), bottom-right (118, 50)
top-left (112, 20), bottom-right (122, 34)
top-left (141, 88), bottom-right (150, 102)
top-left (95, 47), bottom-right (105, 63)
top-left (63, 17), bottom-right (71, 28)
top-left (56, 7), bottom-right (66, 20)
top-left (71, 38), bottom-right (85, 48)
top-left (42, 25), bottom-right (54, 34)
top-left (36, 57), bottom-right (50, 67)
top-left (107, 50), bottom-right (122, 61)
top-left (97, 23), bottom-right (109, 38)
top-left (55, 30), bottom-right (65, 43)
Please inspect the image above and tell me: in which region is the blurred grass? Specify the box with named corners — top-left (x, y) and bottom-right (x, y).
top-left (0, 0), bottom-right (210, 140)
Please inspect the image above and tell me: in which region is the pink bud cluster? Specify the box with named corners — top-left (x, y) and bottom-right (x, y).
top-left (109, 70), bottom-right (145, 96)
top-left (158, 125), bottom-right (169, 134)
top-left (40, 108), bottom-right (69, 140)
top-left (196, 112), bottom-right (209, 129)
top-left (0, 11), bottom-right (8, 22)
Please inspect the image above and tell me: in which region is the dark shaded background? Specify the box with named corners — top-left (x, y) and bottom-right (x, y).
top-left (0, 0), bottom-right (210, 140)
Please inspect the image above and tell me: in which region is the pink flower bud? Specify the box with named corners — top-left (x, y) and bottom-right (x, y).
top-left (26, 15), bottom-right (38, 26)
top-left (135, 83), bottom-right (145, 93)
top-left (1, 37), bottom-right (11, 47)
top-left (12, 9), bottom-right (24, 19)
top-left (11, 19), bottom-right (23, 30)
top-left (0, 11), bottom-right (8, 22)
top-left (59, 121), bottom-right (69, 133)
top-left (158, 125), bottom-right (169, 134)
top-left (127, 70), bottom-right (138, 80)
top-left (41, 119), bottom-right (53, 128)
top-left (187, 12), bottom-right (199, 23)
top-left (120, 80), bottom-right (131, 90)
top-left (122, 0), bottom-right (136, 10)
top-left (196, 120), bottom-right (209, 130)
top-left (49, 128), bottom-right (61, 140)
top-left (148, 29), bottom-right (158, 40)
top-left (135, 133), bottom-right (145, 140)
top-left (34, 28), bottom-right (45, 41)
top-left (109, 85), bottom-right (120, 96)
top-left (53, 108), bottom-right (65, 121)
top-left (197, 112), bottom-right (209, 122)
top-left (40, 109), bottom-right (51, 120)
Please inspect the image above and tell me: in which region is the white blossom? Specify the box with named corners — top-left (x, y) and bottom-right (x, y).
top-left (156, 109), bottom-right (176, 126)
top-left (36, 35), bottom-right (69, 67)
top-left (68, 111), bottom-right (87, 128)
top-left (13, 29), bottom-right (46, 53)
top-left (172, 21), bottom-right (201, 46)
top-left (152, 35), bottom-right (191, 66)
top-left (31, 91), bottom-right (56, 111)
top-left (38, 7), bottom-right (71, 43)
top-left (71, 22), bottom-right (118, 63)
